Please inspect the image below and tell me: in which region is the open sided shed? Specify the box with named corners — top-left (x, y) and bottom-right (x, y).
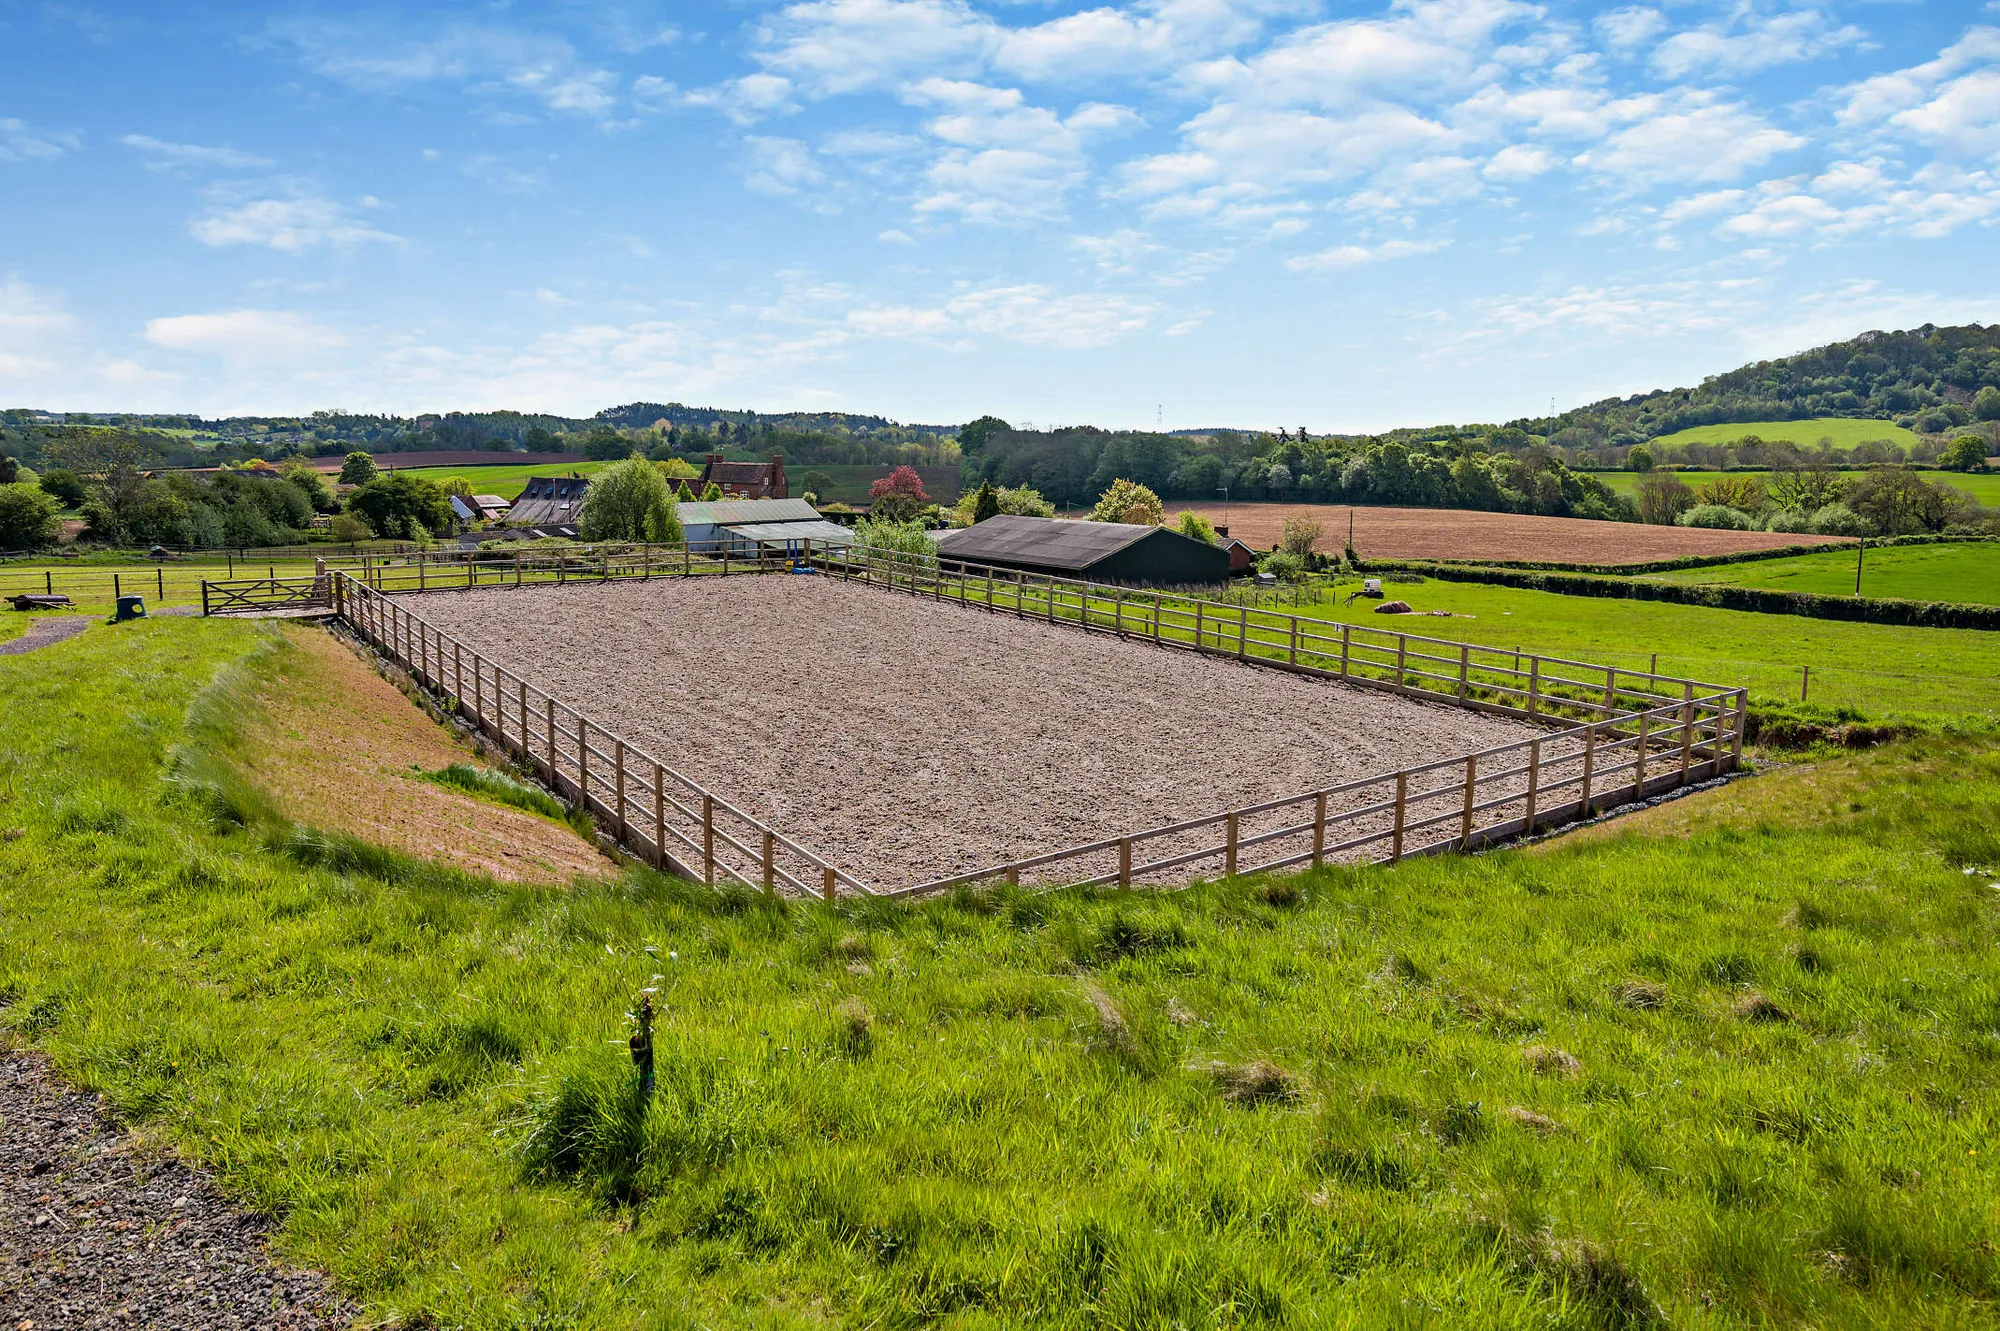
top-left (935, 515), bottom-right (1229, 585)
top-left (679, 498), bottom-right (829, 556)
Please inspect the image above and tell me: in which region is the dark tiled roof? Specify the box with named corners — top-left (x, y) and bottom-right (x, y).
top-left (508, 475), bottom-right (589, 525)
top-left (934, 515), bottom-right (1158, 570)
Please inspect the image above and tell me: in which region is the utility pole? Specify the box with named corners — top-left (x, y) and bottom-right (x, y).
top-left (1854, 536), bottom-right (1865, 596)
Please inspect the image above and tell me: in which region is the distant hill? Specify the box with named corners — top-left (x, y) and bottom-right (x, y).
top-left (1534, 323), bottom-right (2000, 445)
top-left (592, 402), bottom-right (954, 437)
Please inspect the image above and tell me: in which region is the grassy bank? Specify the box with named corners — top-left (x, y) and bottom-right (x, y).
top-left (2, 618), bottom-right (1998, 1327)
top-left (1642, 419), bottom-right (1922, 450)
top-left (1591, 469), bottom-right (2000, 506)
top-left (1642, 542), bottom-right (2000, 605)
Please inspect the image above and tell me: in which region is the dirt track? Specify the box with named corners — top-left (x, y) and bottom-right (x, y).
top-left (409, 575), bottom-right (1536, 889)
top-left (1164, 503), bottom-right (1852, 566)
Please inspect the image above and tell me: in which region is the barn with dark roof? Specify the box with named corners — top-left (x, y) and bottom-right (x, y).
top-left (934, 515), bottom-right (1229, 586)
top-left (697, 453), bottom-right (787, 499)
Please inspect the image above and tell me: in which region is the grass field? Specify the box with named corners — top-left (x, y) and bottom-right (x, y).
top-left (1591, 469), bottom-right (2000, 506)
top-left (1644, 418), bottom-right (1923, 449)
top-left (1644, 542), bottom-right (2000, 606)
top-left (4, 619), bottom-right (1999, 1328)
top-left (1282, 578), bottom-right (1998, 720)
top-left (390, 460), bottom-right (613, 499)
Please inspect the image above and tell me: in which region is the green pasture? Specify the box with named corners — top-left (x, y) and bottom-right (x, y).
top-left (1643, 542), bottom-right (2000, 606)
top-left (0, 557), bottom-right (325, 614)
top-left (388, 460), bottom-right (612, 499)
top-left (1285, 578), bottom-right (1997, 720)
top-left (3, 618), bottom-right (1998, 1328)
top-left (1591, 469), bottom-right (2000, 505)
top-left (1644, 418), bottom-right (1921, 450)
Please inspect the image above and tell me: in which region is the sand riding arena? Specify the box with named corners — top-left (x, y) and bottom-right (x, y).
top-left (219, 548), bottom-right (1747, 898)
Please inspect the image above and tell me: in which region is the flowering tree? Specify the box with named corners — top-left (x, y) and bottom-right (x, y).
top-left (869, 466), bottom-right (931, 521)
top-left (1089, 478), bottom-right (1162, 525)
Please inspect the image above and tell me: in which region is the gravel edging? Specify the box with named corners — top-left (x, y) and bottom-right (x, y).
top-left (0, 618), bottom-right (90, 657)
top-left (0, 1053), bottom-right (354, 1330)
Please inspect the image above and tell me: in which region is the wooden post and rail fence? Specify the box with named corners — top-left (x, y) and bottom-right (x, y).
top-left (197, 540), bottom-right (1747, 900)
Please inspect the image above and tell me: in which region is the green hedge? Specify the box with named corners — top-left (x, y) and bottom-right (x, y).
top-left (1354, 558), bottom-right (2000, 631)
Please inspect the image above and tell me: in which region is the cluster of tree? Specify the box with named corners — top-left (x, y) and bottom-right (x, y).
top-left (1527, 324), bottom-right (2000, 446)
top-left (1633, 463), bottom-right (1993, 537)
top-left (961, 421), bottom-right (1632, 521)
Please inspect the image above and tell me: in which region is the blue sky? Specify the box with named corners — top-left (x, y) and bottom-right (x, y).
top-left (2, 0), bottom-right (1997, 429)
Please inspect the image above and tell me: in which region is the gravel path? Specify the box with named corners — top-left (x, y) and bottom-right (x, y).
top-left (0, 618), bottom-right (90, 657)
top-left (0, 1054), bottom-right (353, 1329)
top-left (409, 576), bottom-right (1538, 887)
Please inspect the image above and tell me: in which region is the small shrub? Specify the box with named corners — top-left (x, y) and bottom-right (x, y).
top-left (1676, 504), bottom-right (1753, 530)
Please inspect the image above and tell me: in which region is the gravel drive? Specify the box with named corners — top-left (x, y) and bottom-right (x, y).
top-left (0, 618), bottom-right (90, 657)
top-left (409, 575), bottom-right (1538, 888)
top-left (0, 1054), bottom-right (353, 1330)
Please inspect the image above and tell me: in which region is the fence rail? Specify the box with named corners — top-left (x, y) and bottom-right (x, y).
top-left (200, 539), bottom-right (1745, 899)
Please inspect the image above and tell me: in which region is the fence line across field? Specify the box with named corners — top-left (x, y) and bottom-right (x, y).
top-left (199, 539), bottom-right (1746, 898)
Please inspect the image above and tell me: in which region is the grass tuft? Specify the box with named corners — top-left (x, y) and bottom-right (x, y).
top-left (1614, 979), bottom-right (1668, 1009)
top-left (1522, 1044), bottom-right (1582, 1078)
top-left (1197, 1059), bottom-right (1300, 1106)
top-left (1732, 991), bottom-right (1791, 1023)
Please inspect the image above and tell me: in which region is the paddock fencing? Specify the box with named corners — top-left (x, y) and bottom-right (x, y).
top-left (198, 541), bottom-right (1746, 899)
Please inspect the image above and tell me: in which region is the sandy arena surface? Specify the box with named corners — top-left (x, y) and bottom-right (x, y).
top-left (408, 575), bottom-right (1538, 889)
top-left (1163, 503), bottom-right (1852, 566)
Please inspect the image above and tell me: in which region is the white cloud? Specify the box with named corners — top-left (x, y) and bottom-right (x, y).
top-left (120, 134), bottom-right (272, 171)
top-left (878, 227), bottom-right (917, 244)
top-left (1593, 6), bottom-right (1666, 56)
top-left (750, 0), bottom-right (997, 98)
top-left (1650, 9), bottom-right (1866, 81)
top-left (1574, 95), bottom-right (1804, 185)
top-left (1838, 26), bottom-right (2000, 127)
top-left (682, 74), bottom-right (800, 124)
top-left (904, 80), bottom-right (1133, 222)
top-left (189, 194), bottom-right (402, 252)
top-left (850, 282), bottom-right (1156, 348)
top-left (741, 136), bottom-right (828, 197)
top-left (268, 18), bottom-right (630, 120)
top-left (1483, 143), bottom-right (1555, 180)
top-left (0, 118), bottom-right (80, 163)
top-left (144, 309), bottom-right (348, 364)
top-left (1287, 236), bottom-right (1449, 271)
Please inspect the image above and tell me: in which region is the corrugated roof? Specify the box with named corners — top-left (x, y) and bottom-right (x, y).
top-left (724, 519), bottom-right (855, 546)
top-left (678, 498), bottom-right (820, 526)
top-left (934, 515), bottom-right (1158, 570)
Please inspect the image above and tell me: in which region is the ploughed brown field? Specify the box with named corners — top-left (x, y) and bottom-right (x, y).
top-left (1162, 503), bottom-right (1853, 567)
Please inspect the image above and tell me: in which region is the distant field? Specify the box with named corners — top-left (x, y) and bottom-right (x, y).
top-left (1645, 541), bottom-right (2000, 605)
top-left (383, 460), bottom-right (958, 505)
top-left (1646, 417), bottom-right (1921, 449)
top-left (1594, 468), bottom-right (2000, 505)
top-left (389, 461), bottom-right (611, 499)
top-left (1166, 503), bottom-right (1850, 566)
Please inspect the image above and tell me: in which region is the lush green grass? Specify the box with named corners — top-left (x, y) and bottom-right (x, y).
top-left (1283, 578), bottom-right (1999, 720)
top-left (389, 460), bottom-right (613, 499)
top-left (1644, 419), bottom-right (1922, 450)
top-left (0, 558), bottom-right (326, 613)
top-left (1591, 469), bottom-right (2000, 506)
top-left (1644, 543), bottom-right (2000, 606)
top-left (3, 618), bottom-right (1998, 1327)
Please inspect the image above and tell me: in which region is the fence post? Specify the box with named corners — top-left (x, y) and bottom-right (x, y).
top-left (157, 567), bottom-right (164, 600)
top-left (1800, 665), bottom-right (1810, 703)
top-left (1118, 837), bottom-right (1132, 888)
top-left (1194, 600), bottom-right (1204, 652)
top-left (1524, 738), bottom-right (1541, 833)
top-left (1394, 635), bottom-right (1407, 693)
top-left (614, 740), bottom-right (628, 843)
top-left (1224, 811), bottom-right (1239, 877)
top-left (515, 550), bottom-right (523, 587)
top-left (201, 581), bottom-right (210, 616)
top-left (1460, 755), bottom-right (1477, 849)
top-left (473, 653), bottom-right (483, 726)
top-left (1731, 689), bottom-right (1748, 767)
top-left (762, 832), bottom-right (776, 894)
top-left (418, 559), bottom-right (425, 592)
top-left (1289, 615), bottom-right (1299, 668)
top-left (702, 794), bottom-right (715, 884)
top-left (1458, 644), bottom-right (1470, 700)
top-left (546, 698), bottom-right (557, 786)
top-left (577, 716), bottom-right (590, 812)
top-left (1634, 711), bottom-right (1649, 800)
top-left (453, 644), bottom-right (463, 709)
top-left (1679, 682), bottom-right (1694, 779)
top-left (1580, 725), bottom-right (1596, 814)
top-left (1115, 589), bottom-right (1125, 638)
top-left (519, 680), bottom-right (529, 759)
top-left (987, 569), bottom-right (995, 610)
top-left (1527, 657), bottom-right (1541, 718)
top-left (1046, 573), bottom-right (1055, 623)
top-left (822, 867), bottom-right (837, 902)
top-left (1603, 666), bottom-right (1615, 715)
top-left (1313, 792), bottom-right (1327, 866)
top-left (653, 762), bottom-right (667, 869)
top-left (1390, 773), bottom-right (1408, 863)
top-left (1237, 605), bottom-right (1247, 660)
top-left (114, 573), bottom-right (121, 601)
top-left (1340, 623), bottom-right (1351, 680)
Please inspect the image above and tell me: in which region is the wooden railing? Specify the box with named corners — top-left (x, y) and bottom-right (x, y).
top-left (331, 572), bottom-right (871, 899)
top-left (203, 539), bottom-right (1745, 898)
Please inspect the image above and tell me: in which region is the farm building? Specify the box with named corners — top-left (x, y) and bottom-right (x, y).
top-left (678, 498), bottom-right (853, 557)
top-left (449, 494), bottom-right (511, 527)
top-left (935, 515), bottom-right (1229, 585)
top-left (697, 453), bottom-right (788, 499)
top-left (508, 476), bottom-right (590, 525)
top-left (1213, 526), bottom-right (1256, 575)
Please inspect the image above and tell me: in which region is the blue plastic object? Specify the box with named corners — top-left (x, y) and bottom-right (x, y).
top-left (113, 594), bottom-right (147, 622)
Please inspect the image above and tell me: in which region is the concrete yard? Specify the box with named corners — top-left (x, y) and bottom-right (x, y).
top-left (407, 574), bottom-right (1542, 889)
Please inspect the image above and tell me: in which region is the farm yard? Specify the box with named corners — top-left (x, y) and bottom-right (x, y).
top-left (1163, 502), bottom-right (1849, 565)
top-left (407, 575), bottom-right (1545, 888)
